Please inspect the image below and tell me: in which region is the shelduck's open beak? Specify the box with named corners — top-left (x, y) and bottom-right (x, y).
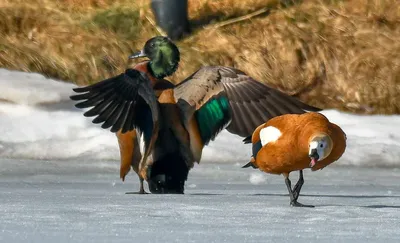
top-left (309, 149), bottom-right (319, 168)
top-left (128, 49), bottom-right (147, 59)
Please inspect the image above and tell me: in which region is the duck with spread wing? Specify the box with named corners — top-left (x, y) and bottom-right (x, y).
top-left (70, 36), bottom-right (321, 194)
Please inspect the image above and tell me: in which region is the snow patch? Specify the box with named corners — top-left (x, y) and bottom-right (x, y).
top-left (0, 68), bottom-right (76, 105)
top-left (1, 68), bottom-right (400, 167)
top-left (249, 172), bottom-right (267, 185)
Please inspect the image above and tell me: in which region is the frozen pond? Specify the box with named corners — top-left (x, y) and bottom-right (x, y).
top-left (1, 159), bottom-right (399, 243)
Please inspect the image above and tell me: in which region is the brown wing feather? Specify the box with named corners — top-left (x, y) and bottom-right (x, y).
top-left (174, 67), bottom-right (225, 119)
top-left (228, 101), bottom-right (248, 136)
top-left (174, 66), bottom-right (321, 141)
top-left (220, 67), bottom-right (321, 137)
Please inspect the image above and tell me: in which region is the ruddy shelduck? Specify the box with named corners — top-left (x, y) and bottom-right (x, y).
top-left (242, 112), bottom-right (346, 207)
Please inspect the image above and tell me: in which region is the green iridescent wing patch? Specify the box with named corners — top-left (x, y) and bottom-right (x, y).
top-left (194, 96), bottom-right (231, 145)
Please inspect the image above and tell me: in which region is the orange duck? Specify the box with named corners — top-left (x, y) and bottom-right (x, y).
top-left (242, 112), bottom-right (346, 207)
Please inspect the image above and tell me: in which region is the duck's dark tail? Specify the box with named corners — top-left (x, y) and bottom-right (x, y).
top-left (242, 135), bottom-right (252, 144)
top-left (147, 152), bottom-right (189, 194)
top-left (241, 158), bottom-right (258, 169)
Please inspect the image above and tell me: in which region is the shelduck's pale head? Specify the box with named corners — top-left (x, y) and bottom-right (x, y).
top-left (308, 133), bottom-right (333, 168)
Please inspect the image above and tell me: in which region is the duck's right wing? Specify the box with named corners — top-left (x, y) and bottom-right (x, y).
top-left (70, 69), bottom-right (159, 137)
top-left (70, 69), bottom-right (160, 177)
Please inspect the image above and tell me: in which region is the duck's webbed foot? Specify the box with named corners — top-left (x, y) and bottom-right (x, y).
top-left (290, 200), bottom-right (314, 208)
top-left (284, 171), bottom-right (314, 208)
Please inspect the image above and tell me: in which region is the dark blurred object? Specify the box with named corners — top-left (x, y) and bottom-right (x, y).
top-left (151, 0), bottom-right (191, 40)
top-left (280, 0), bottom-right (300, 8)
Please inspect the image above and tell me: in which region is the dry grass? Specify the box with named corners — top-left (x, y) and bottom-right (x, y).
top-left (0, 0), bottom-right (399, 114)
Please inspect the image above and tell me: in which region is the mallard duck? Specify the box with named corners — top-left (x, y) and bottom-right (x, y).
top-left (70, 36), bottom-right (321, 194)
top-left (242, 112), bottom-right (346, 207)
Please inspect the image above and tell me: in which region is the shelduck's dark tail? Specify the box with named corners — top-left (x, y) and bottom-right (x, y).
top-left (241, 160), bottom-right (258, 169)
top-left (242, 135), bottom-right (252, 144)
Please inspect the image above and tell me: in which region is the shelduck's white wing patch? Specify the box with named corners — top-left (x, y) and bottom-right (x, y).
top-left (259, 126), bottom-right (282, 146)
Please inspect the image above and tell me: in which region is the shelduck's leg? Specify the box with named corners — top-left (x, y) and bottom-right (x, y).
top-left (283, 173), bottom-right (314, 208)
top-left (292, 170), bottom-right (304, 200)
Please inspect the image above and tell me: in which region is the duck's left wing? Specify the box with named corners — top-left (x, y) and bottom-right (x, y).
top-left (174, 66), bottom-right (321, 145)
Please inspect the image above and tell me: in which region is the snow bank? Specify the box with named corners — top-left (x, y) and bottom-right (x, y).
top-left (1, 68), bottom-right (399, 167)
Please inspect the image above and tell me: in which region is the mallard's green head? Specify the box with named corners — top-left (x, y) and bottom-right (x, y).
top-left (129, 36), bottom-right (180, 79)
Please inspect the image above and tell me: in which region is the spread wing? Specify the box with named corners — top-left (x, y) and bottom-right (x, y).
top-left (174, 66), bottom-right (321, 144)
top-left (70, 69), bottom-right (159, 146)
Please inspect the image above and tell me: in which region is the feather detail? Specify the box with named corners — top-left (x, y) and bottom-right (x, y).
top-left (174, 65), bottom-right (321, 139)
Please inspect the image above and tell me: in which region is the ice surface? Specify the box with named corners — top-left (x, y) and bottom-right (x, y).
top-left (1, 68), bottom-right (400, 167)
top-left (1, 160), bottom-right (400, 243)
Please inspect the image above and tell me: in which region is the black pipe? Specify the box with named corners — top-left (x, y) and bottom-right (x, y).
top-left (150, 0), bottom-right (191, 40)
